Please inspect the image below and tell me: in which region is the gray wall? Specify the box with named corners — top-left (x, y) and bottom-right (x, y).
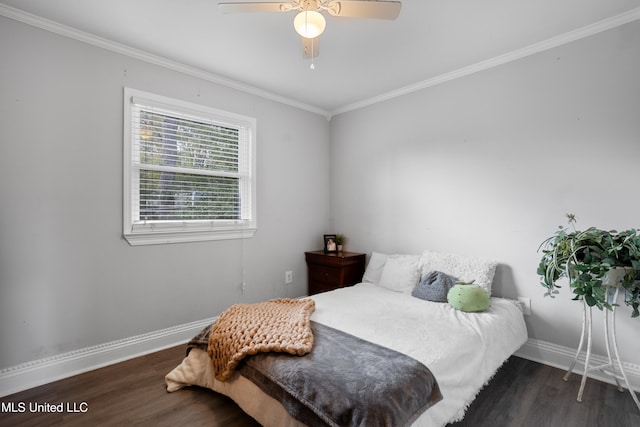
top-left (2, 14), bottom-right (639, 372)
top-left (0, 17), bottom-right (330, 369)
top-left (329, 21), bottom-right (640, 365)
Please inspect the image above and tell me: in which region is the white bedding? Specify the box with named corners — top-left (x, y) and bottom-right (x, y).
top-left (166, 283), bottom-right (528, 426)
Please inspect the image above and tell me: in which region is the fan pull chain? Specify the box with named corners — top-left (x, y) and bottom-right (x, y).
top-left (307, 11), bottom-right (315, 70)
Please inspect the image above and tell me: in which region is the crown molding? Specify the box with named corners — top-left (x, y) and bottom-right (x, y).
top-left (0, 4), bottom-right (331, 120)
top-left (2, 4), bottom-right (638, 121)
top-left (330, 6), bottom-right (640, 117)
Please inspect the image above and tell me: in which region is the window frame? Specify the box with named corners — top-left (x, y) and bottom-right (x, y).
top-left (123, 87), bottom-right (256, 245)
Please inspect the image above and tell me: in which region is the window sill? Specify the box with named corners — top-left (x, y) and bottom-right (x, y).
top-left (123, 227), bottom-right (256, 246)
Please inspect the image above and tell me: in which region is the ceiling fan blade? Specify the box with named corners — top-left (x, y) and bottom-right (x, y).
top-left (326, 1), bottom-right (401, 20)
top-left (301, 36), bottom-right (319, 59)
top-left (218, 2), bottom-right (295, 14)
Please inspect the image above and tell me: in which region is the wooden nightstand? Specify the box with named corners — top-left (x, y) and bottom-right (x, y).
top-left (305, 250), bottom-right (366, 295)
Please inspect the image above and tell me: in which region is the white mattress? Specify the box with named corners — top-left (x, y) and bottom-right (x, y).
top-left (166, 283), bottom-right (528, 426)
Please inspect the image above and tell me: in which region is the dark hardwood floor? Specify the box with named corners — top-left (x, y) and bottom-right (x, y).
top-left (1, 346), bottom-right (638, 426)
top-left (450, 355), bottom-right (639, 427)
top-left (0, 346), bottom-right (260, 427)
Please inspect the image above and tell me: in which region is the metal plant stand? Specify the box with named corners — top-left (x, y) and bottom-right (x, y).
top-left (563, 280), bottom-right (640, 411)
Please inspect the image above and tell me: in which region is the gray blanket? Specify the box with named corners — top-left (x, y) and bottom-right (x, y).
top-left (185, 321), bottom-right (442, 426)
top-left (238, 321), bottom-right (442, 427)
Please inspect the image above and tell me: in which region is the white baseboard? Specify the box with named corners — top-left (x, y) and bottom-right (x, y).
top-left (515, 338), bottom-right (640, 392)
top-left (3, 321), bottom-right (639, 399)
top-left (0, 317), bottom-right (216, 398)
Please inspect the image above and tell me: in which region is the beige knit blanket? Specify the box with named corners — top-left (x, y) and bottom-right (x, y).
top-left (208, 298), bottom-right (316, 381)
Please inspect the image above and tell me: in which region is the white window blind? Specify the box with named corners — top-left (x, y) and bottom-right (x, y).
top-left (123, 88), bottom-right (256, 245)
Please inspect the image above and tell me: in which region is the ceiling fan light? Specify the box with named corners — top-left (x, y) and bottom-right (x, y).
top-left (294, 10), bottom-right (326, 38)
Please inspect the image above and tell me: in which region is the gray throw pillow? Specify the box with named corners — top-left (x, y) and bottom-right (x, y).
top-left (412, 270), bottom-right (458, 302)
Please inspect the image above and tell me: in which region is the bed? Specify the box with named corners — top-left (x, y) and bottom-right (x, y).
top-left (166, 251), bottom-right (528, 426)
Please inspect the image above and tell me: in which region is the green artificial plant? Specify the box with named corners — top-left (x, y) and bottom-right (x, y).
top-left (537, 214), bottom-right (640, 317)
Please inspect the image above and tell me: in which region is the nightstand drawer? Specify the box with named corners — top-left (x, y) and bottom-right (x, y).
top-left (309, 265), bottom-right (340, 284)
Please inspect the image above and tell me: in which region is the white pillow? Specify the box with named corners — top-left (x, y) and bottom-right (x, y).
top-left (418, 250), bottom-right (497, 296)
top-left (378, 254), bottom-right (421, 293)
top-left (362, 252), bottom-right (388, 284)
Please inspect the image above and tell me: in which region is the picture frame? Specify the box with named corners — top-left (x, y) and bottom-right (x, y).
top-left (323, 234), bottom-right (338, 253)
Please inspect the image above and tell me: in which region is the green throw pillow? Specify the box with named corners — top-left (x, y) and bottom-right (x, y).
top-left (447, 283), bottom-right (490, 312)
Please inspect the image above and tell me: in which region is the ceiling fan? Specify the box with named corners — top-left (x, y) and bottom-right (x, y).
top-left (218, 1), bottom-right (401, 60)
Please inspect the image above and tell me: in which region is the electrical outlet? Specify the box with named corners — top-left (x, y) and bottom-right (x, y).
top-left (517, 297), bottom-right (531, 316)
top-left (285, 271), bottom-right (293, 284)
